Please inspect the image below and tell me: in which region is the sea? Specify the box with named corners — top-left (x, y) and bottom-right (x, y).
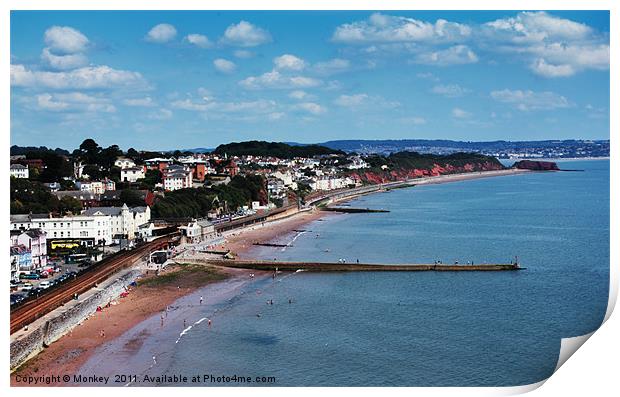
top-left (79, 159), bottom-right (610, 387)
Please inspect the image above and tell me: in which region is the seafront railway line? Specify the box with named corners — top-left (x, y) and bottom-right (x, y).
top-left (10, 235), bottom-right (178, 335)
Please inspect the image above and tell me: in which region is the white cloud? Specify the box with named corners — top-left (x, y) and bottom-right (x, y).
top-left (185, 34), bottom-right (211, 48)
top-left (414, 45), bottom-right (478, 66)
top-left (333, 93), bottom-right (400, 109)
top-left (399, 116), bottom-right (427, 125)
top-left (44, 26), bottom-right (89, 54)
top-left (233, 50), bottom-right (253, 59)
top-left (148, 108), bottom-right (173, 120)
top-left (146, 23), bottom-right (177, 43)
top-left (452, 107), bottom-right (471, 118)
top-left (334, 93), bottom-right (368, 107)
top-left (268, 112), bottom-right (285, 120)
top-left (123, 97), bottom-right (156, 107)
top-left (490, 89), bottom-right (573, 111)
top-left (416, 72), bottom-right (440, 82)
top-left (213, 58), bottom-right (237, 73)
top-left (530, 59), bottom-right (575, 78)
top-left (274, 54), bottom-right (306, 71)
top-left (41, 47), bottom-right (88, 70)
top-left (332, 13), bottom-right (471, 44)
top-left (222, 21), bottom-right (271, 47)
top-left (289, 90), bottom-right (311, 100)
top-left (11, 64), bottom-right (147, 90)
top-left (485, 11), bottom-right (592, 43)
top-left (36, 92), bottom-right (116, 113)
top-left (484, 12), bottom-right (609, 77)
top-left (431, 84), bottom-right (470, 97)
top-left (295, 102), bottom-right (326, 115)
top-left (171, 97), bottom-right (277, 114)
top-left (313, 58), bottom-right (351, 75)
top-left (239, 70), bottom-right (321, 90)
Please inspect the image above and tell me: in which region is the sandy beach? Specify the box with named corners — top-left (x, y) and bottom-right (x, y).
top-left (10, 264), bottom-right (254, 386)
top-left (10, 168), bottom-right (533, 385)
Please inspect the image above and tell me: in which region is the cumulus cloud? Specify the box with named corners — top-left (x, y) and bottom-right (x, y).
top-left (295, 102), bottom-right (327, 115)
top-left (44, 26), bottom-right (89, 54)
top-left (451, 107), bottom-right (471, 118)
top-left (213, 58), bottom-right (237, 73)
top-left (146, 23), bottom-right (177, 43)
top-left (333, 93), bottom-right (400, 109)
top-left (233, 50), bottom-right (254, 59)
top-left (332, 13), bottom-right (471, 44)
top-left (184, 34), bottom-right (211, 48)
top-left (334, 94), bottom-right (368, 107)
top-left (239, 70), bottom-right (321, 90)
top-left (490, 89), bottom-right (573, 111)
top-left (530, 59), bottom-right (575, 78)
top-left (288, 90), bottom-right (312, 100)
top-left (274, 54), bottom-right (306, 71)
top-left (414, 45), bottom-right (478, 66)
top-left (41, 47), bottom-right (88, 70)
top-left (431, 84), bottom-right (470, 97)
top-left (36, 92), bottom-right (116, 113)
top-left (148, 108), bottom-right (173, 120)
top-left (485, 11), bottom-right (592, 43)
top-left (123, 97), bottom-right (156, 107)
top-left (222, 21), bottom-right (271, 47)
top-left (313, 58), bottom-right (351, 75)
top-left (11, 64), bottom-right (147, 90)
top-left (484, 12), bottom-right (609, 77)
top-left (171, 96), bottom-right (277, 114)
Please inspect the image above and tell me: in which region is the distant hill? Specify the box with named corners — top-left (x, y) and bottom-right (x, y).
top-left (212, 140), bottom-right (345, 158)
top-left (10, 145), bottom-right (70, 156)
top-left (315, 139), bottom-right (610, 157)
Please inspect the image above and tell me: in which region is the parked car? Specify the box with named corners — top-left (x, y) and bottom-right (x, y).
top-left (20, 283), bottom-right (33, 291)
top-left (39, 281), bottom-right (51, 289)
top-left (20, 273), bottom-right (40, 280)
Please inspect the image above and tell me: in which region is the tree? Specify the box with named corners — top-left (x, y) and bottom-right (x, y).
top-left (120, 189), bottom-right (146, 207)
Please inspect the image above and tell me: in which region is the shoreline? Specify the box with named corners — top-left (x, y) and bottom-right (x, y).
top-left (10, 265), bottom-right (255, 386)
top-left (10, 168), bottom-right (535, 384)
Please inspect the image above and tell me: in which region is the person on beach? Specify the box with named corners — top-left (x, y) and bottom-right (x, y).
top-left (183, 319), bottom-right (187, 328)
top-left (152, 356), bottom-right (157, 365)
top-left (100, 329), bottom-right (105, 338)
top-left (200, 296), bottom-right (203, 305)
top-left (208, 319), bottom-right (212, 327)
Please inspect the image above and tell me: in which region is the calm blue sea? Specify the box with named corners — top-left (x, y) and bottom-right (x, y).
top-left (80, 160), bottom-right (609, 387)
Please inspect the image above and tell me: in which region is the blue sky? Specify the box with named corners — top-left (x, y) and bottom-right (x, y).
top-left (10, 10), bottom-right (610, 151)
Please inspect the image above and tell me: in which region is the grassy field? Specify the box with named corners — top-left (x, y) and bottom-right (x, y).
top-left (138, 263), bottom-right (228, 288)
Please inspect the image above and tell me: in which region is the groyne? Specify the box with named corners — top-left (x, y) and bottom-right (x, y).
top-left (185, 259), bottom-right (523, 272)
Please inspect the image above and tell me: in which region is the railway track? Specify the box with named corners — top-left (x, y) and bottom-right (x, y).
top-left (10, 235), bottom-right (177, 335)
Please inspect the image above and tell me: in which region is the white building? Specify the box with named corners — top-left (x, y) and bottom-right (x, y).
top-left (10, 213), bottom-right (112, 247)
top-left (10, 164), bottom-right (29, 179)
top-left (75, 179), bottom-right (116, 194)
top-left (121, 166), bottom-right (146, 183)
top-left (163, 169), bottom-right (193, 191)
top-left (311, 176), bottom-right (356, 191)
top-left (114, 157), bottom-right (136, 169)
top-left (82, 204), bottom-right (151, 240)
top-left (179, 219), bottom-right (216, 243)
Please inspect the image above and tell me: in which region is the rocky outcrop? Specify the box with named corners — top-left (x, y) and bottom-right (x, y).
top-left (512, 160), bottom-right (560, 171)
top-left (349, 161), bottom-right (504, 184)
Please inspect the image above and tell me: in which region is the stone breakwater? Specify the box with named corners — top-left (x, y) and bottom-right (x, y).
top-left (10, 269), bottom-right (141, 371)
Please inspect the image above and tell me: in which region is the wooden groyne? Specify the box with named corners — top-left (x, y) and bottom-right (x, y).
top-left (321, 207), bottom-right (390, 213)
top-left (199, 259), bottom-right (523, 272)
top-left (253, 242), bottom-right (289, 247)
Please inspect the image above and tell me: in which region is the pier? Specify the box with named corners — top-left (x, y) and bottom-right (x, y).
top-left (196, 259), bottom-right (523, 272)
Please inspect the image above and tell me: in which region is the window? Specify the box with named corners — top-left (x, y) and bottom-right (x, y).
top-left (53, 232), bottom-right (57, 237)
top-left (53, 223), bottom-right (57, 228)
top-left (60, 231), bottom-right (64, 237)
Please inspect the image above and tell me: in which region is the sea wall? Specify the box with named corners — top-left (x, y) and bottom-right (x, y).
top-left (10, 269), bottom-right (142, 371)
